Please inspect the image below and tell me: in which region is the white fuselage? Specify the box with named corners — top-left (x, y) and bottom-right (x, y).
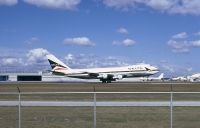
top-left (52, 64), bottom-right (159, 80)
top-left (140, 73), bottom-right (164, 81)
top-left (172, 76), bottom-right (188, 81)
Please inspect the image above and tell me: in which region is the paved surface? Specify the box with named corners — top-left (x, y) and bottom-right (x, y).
top-left (0, 81), bottom-right (199, 85)
top-left (1, 101), bottom-right (200, 107)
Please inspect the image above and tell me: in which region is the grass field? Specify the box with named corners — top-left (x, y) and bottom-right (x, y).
top-left (1, 106), bottom-right (200, 128)
top-left (1, 82), bottom-right (200, 128)
top-left (1, 82), bottom-right (200, 92)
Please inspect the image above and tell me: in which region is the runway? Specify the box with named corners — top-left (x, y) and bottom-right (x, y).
top-left (1, 81), bottom-right (199, 85)
top-left (1, 100), bottom-right (200, 107)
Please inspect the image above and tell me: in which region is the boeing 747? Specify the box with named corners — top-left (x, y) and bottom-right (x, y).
top-left (47, 54), bottom-right (159, 83)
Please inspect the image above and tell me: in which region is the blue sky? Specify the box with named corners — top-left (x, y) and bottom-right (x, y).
top-left (0, 0), bottom-right (200, 76)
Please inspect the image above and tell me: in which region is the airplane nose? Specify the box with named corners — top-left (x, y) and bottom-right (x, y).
top-left (151, 67), bottom-right (159, 74)
top-left (155, 67), bottom-right (159, 71)
top-left (152, 66), bottom-right (159, 72)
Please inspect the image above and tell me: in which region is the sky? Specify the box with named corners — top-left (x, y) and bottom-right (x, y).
top-left (0, 0), bottom-right (200, 77)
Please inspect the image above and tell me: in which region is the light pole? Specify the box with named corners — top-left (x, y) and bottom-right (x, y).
top-left (170, 83), bottom-right (173, 128)
top-left (93, 86), bottom-right (96, 128)
top-left (16, 85), bottom-right (21, 128)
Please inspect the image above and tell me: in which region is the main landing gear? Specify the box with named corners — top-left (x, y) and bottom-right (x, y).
top-left (101, 79), bottom-right (112, 83)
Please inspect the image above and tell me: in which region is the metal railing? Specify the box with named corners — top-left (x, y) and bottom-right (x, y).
top-left (1, 91), bottom-right (200, 128)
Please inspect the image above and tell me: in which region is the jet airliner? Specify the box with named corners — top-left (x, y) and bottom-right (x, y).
top-left (140, 73), bottom-right (164, 81)
top-left (47, 54), bottom-right (159, 83)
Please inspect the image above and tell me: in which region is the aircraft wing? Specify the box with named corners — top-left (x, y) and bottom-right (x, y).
top-left (81, 71), bottom-right (118, 79)
top-left (82, 72), bottom-right (114, 78)
top-left (87, 72), bottom-right (99, 77)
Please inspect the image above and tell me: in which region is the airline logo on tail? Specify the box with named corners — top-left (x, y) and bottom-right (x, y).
top-left (46, 54), bottom-right (71, 74)
top-left (48, 59), bottom-right (67, 69)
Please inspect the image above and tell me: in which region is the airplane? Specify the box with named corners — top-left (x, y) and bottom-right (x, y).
top-left (46, 54), bottom-right (159, 83)
top-left (187, 73), bottom-right (200, 82)
top-left (172, 76), bottom-right (188, 81)
top-left (172, 73), bottom-right (200, 82)
top-left (140, 73), bottom-right (164, 81)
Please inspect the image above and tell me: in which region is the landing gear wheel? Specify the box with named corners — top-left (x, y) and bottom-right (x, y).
top-left (102, 80), bottom-right (107, 83)
top-left (107, 80), bottom-right (112, 83)
top-left (101, 79), bottom-right (112, 83)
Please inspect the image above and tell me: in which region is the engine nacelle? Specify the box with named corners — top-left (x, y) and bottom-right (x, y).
top-left (113, 75), bottom-right (123, 80)
top-left (98, 74), bottom-right (108, 79)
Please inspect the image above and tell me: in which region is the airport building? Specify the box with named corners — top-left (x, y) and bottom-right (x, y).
top-left (0, 72), bottom-right (88, 82)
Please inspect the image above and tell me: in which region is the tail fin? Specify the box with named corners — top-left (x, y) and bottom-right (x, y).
top-left (158, 73), bottom-right (164, 79)
top-left (46, 54), bottom-right (71, 70)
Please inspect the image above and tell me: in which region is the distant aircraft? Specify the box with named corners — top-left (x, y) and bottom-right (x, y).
top-left (172, 76), bottom-right (188, 81)
top-left (187, 73), bottom-right (200, 82)
top-left (172, 73), bottom-right (200, 82)
top-left (140, 73), bottom-right (164, 81)
top-left (46, 54), bottom-right (159, 83)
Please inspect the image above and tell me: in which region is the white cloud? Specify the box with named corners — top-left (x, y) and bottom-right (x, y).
top-left (103, 0), bottom-right (174, 10)
top-left (30, 37), bottom-right (39, 42)
top-left (191, 40), bottom-right (200, 46)
top-left (145, 0), bottom-right (174, 10)
top-left (23, 0), bottom-right (81, 10)
top-left (167, 39), bottom-right (190, 53)
top-left (113, 38), bottom-right (136, 46)
top-left (194, 31), bottom-right (200, 36)
top-left (172, 32), bottom-right (188, 39)
top-left (186, 67), bottom-right (193, 72)
top-left (122, 39), bottom-right (136, 46)
top-left (103, 0), bottom-right (135, 10)
top-left (161, 63), bottom-right (175, 73)
top-left (1, 58), bottom-right (22, 65)
top-left (102, 0), bottom-right (200, 15)
top-left (168, 39), bottom-right (200, 53)
top-left (158, 61), bottom-right (194, 77)
top-left (65, 53), bottom-right (74, 60)
top-left (26, 48), bottom-right (49, 64)
top-left (117, 27), bottom-right (129, 34)
top-left (169, 0), bottom-right (200, 15)
top-left (0, 50), bottom-right (128, 72)
top-left (63, 37), bottom-right (95, 46)
top-left (168, 31), bottom-right (200, 53)
top-left (64, 53), bottom-right (129, 68)
top-left (0, 48), bottom-right (51, 72)
top-left (0, 0), bottom-right (18, 6)
top-left (25, 37), bottom-right (40, 45)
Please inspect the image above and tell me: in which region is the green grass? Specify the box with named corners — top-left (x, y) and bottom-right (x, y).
top-left (1, 107), bottom-right (200, 128)
top-left (0, 82), bottom-right (200, 92)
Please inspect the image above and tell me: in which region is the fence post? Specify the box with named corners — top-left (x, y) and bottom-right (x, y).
top-left (17, 86), bottom-right (21, 128)
top-left (170, 84), bottom-right (173, 128)
top-left (93, 86), bottom-right (96, 128)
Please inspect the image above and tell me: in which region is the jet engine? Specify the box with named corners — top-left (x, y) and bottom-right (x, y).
top-left (98, 74), bottom-right (108, 79)
top-left (113, 75), bottom-right (123, 80)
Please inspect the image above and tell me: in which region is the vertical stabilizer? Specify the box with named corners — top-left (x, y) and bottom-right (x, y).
top-left (158, 73), bottom-right (164, 79)
top-left (46, 54), bottom-right (71, 70)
